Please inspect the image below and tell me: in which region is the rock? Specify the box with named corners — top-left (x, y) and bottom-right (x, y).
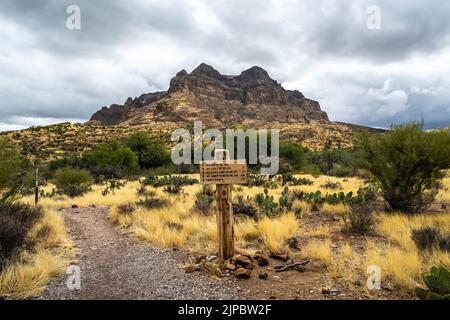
top-left (331, 288), bottom-right (340, 295)
top-left (269, 252), bottom-right (289, 262)
top-left (225, 263), bottom-right (236, 271)
top-left (258, 272), bottom-right (268, 280)
top-left (294, 265), bottom-right (305, 272)
top-left (184, 265), bottom-right (195, 273)
top-left (89, 63), bottom-right (329, 127)
top-left (322, 288), bottom-right (330, 295)
top-left (235, 268), bottom-right (251, 279)
top-left (286, 237), bottom-right (300, 250)
top-left (235, 255), bottom-right (252, 266)
top-left (254, 252), bottom-right (269, 266)
top-left (195, 255), bottom-right (206, 264)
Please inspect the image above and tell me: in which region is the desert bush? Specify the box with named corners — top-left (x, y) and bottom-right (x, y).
top-left (84, 141), bottom-right (138, 178)
top-left (53, 167), bottom-right (93, 198)
top-left (193, 186), bottom-right (214, 215)
top-left (117, 202), bottom-right (135, 215)
top-left (358, 122), bottom-right (450, 213)
top-left (143, 175), bottom-right (198, 187)
top-left (0, 138), bottom-right (30, 202)
top-left (136, 184), bottom-right (156, 198)
top-left (0, 202), bottom-right (44, 269)
top-left (247, 174), bottom-right (267, 187)
top-left (412, 227), bottom-right (450, 252)
top-left (344, 186), bottom-right (377, 234)
top-left (163, 185), bottom-right (183, 195)
top-left (136, 197), bottom-right (170, 210)
top-left (288, 177), bottom-right (313, 186)
top-left (279, 142), bottom-right (306, 170)
top-left (101, 179), bottom-right (126, 196)
top-left (125, 132), bottom-right (171, 169)
top-left (320, 179), bottom-right (342, 190)
top-left (46, 154), bottom-right (84, 175)
top-left (305, 148), bottom-right (358, 177)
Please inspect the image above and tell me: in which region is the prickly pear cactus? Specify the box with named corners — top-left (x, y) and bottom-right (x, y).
top-left (415, 265), bottom-right (450, 300)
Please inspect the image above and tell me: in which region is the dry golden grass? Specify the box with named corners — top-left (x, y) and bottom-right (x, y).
top-left (363, 212), bottom-right (450, 289)
top-left (302, 239), bottom-right (333, 266)
top-left (437, 176), bottom-right (450, 202)
top-left (23, 181), bottom-right (144, 209)
top-left (18, 172), bottom-right (450, 293)
top-left (106, 182), bottom-right (302, 253)
top-left (0, 209), bottom-right (72, 299)
top-left (320, 203), bottom-right (347, 216)
top-left (257, 213), bottom-right (299, 253)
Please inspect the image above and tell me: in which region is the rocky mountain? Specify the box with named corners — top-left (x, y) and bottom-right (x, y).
top-left (90, 63), bottom-right (329, 127)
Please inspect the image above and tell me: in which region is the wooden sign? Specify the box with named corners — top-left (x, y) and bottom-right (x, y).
top-left (199, 151), bottom-right (248, 260)
top-left (199, 160), bottom-right (247, 185)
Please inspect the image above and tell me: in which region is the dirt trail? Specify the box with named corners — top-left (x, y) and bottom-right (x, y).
top-left (39, 207), bottom-right (240, 300)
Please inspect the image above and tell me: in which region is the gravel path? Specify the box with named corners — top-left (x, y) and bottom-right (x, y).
top-left (38, 207), bottom-right (240, 300)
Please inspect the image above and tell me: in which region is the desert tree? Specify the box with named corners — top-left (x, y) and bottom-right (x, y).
top-left (357, 122), bottom-right (450, 213)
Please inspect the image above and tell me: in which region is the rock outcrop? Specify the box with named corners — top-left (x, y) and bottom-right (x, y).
top-left (89, 63), bottom-right (329, 127)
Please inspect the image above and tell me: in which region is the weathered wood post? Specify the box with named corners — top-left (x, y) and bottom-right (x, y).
top-left (200, 149), bottom-right (247, 261)
top-left (34, 167), bottom-right (39, 208)
top-left (214, 149), bottom-right (233, 260)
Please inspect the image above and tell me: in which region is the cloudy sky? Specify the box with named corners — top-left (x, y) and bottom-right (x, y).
top-left (1, 0), bottom-right (450, 131)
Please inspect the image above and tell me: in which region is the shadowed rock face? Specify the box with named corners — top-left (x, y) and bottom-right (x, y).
top-left (90, 63), bottom-right (329, 126)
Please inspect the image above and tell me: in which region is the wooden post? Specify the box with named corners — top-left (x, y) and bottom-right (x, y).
top-left (200, 150), bottom-right (247, 261)
top-left (34, 167), bottom-right (39, 208)
top-left (214, 149), bottom-right (234, 260)
top-left (215, 183), bottom-right (234, 260)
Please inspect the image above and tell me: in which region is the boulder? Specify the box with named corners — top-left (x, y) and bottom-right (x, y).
top-left (235, 268), bottom-right (251, 279)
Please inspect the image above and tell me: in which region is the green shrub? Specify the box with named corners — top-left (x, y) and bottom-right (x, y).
top-left (163, 185), bottom-right (183, 195)
top-left (53, 167), bottom-right (93, 198)
top-left (136, 197), bottom-right (170, 209)
top-left (101, 179), bottom-right (126, 196)
top-left (415, 265), bottom-right (450, 300)
top-left (143, 175), bottom-right (198, 187)
top-left (247, 174), bottom-right (267, 187)
top-left (305, 148), bottom-right (358, 177)
top-left (288, 177), bottom-right (313, 186)
top-left (84, 141), bottom-right (138, 178)
top-left (320, 179), bottom-right (342, 190)
top-left (0, 138), bottom-right (30, 202)
top-left (125, 132), bottom-right (171, 169)
top-left (358, 122), bottom-right (450, 213)
top-left (279, 142), bottom-right (306, 170)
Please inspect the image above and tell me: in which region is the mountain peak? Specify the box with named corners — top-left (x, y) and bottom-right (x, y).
top-left (236, 66), bottom-right (276, 87)
top-left (191, 63), bottom-right (222, 79)
top-left (90, 64), bottom-right (329, 126)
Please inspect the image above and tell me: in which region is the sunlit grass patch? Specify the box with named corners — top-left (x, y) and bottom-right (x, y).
top-left (0, 209), bottom-right (71, 299)
top-left (302, 239), bottom-right (332, 266)
top-left (256, 213), bottom-right (299, 253)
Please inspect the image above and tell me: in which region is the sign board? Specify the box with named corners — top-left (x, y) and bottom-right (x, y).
top-left (200, 160), bottom-right (247, 185)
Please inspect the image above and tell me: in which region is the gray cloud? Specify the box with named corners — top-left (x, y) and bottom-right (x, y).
top-left (0, 0), bottom-right (449, 131)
